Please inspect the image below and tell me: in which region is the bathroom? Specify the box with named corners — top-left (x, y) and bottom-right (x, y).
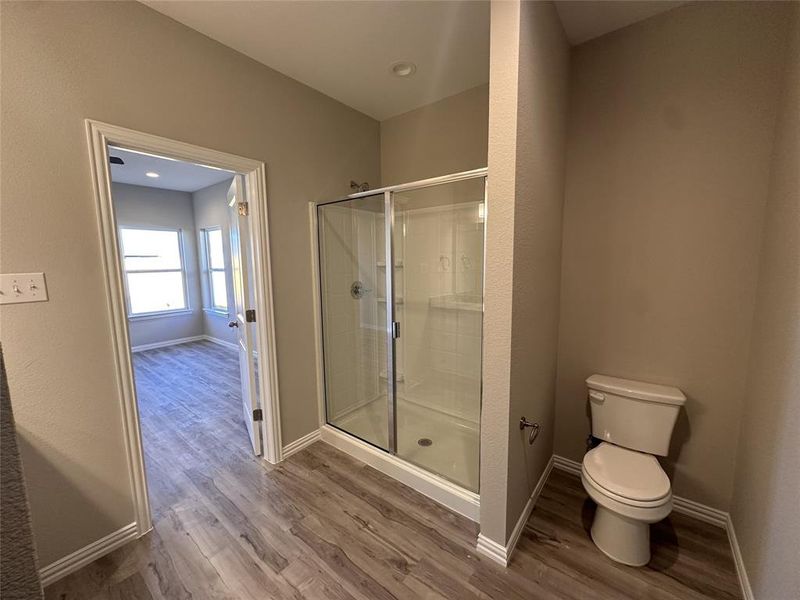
top-left (2, 1), bottom-right (797, 598)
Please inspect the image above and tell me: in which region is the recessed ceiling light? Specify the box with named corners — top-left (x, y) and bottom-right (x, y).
top-left (390, 61), bottom-right (417, 78)
top-left (145, 171), bottom-right (160, 178)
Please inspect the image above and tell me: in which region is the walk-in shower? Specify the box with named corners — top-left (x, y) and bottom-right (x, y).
top-left (315, 169), bottom-right (486, 510)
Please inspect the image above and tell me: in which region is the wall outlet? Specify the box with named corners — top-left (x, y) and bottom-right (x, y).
top-left (0, 273), bottom-right (48, 305)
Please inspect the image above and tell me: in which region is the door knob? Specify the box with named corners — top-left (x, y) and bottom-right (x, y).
top-left (228, 320), bottom-right (239, 328)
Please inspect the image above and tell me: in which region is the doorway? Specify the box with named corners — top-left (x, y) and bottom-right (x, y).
top-left (86, 120), bottom-right (281, 536)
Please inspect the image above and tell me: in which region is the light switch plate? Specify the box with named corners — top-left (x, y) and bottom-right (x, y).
top-left (0, 273), bottom-right (48, 304)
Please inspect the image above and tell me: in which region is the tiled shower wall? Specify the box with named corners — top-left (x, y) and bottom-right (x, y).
top-left (400, 201), bottom-right (484, 423)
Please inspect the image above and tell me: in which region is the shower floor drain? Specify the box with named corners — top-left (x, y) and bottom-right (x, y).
top-left (417, 438), bottom-right (433, 447)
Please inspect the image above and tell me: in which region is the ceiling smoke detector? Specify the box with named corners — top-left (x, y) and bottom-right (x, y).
top-left (390, 61), bottom-right (417, 78)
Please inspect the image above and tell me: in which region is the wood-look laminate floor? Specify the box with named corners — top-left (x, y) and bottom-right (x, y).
top-left (45, 341), bottom-right (741, 600)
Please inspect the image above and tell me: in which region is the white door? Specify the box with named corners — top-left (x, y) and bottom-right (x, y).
top-left (227, 176), bottom-right (262, 455)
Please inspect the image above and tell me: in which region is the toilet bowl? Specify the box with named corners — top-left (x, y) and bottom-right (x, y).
top-left (581, 442), bottom-right (672, 566)
top-left (582, 374), bottom-right (686, 566)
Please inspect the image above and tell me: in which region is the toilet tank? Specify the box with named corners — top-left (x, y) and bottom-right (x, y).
top-left (587, 374), bottom-right (686, 456)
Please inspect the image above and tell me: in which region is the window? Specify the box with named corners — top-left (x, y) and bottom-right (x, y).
top-left (119, 228), bottom-right (188, 316)
top-left (203, 228), bottom-right (228, 312)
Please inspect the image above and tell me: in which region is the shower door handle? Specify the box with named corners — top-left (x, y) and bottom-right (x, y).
top-left (391, 321), bottom-right (400, 339)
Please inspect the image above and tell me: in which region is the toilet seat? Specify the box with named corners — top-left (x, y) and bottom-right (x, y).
top-left (583, 442), bottom-right (671, 505)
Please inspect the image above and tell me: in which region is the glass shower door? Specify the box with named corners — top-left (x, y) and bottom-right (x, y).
top-left (317, 194), bottom-right (394, 451)
top-left (393, 178), bottom-right (485, 492)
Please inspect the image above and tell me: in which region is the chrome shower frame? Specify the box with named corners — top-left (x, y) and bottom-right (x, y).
top-left (315, 167), bottom-right (487, 459)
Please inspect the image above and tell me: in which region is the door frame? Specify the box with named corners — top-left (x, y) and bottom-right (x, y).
top-left (86, 119), bottom-right (282, 536)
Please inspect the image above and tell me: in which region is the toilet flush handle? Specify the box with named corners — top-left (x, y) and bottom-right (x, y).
top-left (589, 390), bottom-right (605, 402)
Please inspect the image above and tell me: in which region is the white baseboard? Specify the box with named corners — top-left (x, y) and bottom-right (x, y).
top-left (476, 533), bottom-right (507, 566)
top-left (130, 335), bottom-right (205, 353)
top-left (553, 454), bottom-right (582, 476)
top-left (552, 454), bottom-right (728, 527)
top-left (282, 428), bottom-right (321, 459)
top-left (673, 495), bottom-right (727, 527)
top-left (726, 515), bottom-right (754, 600)
top-left (320, 424), bottom-right (480, 522)
top-left (552, 453), bottom-right (751, 599)
top-left (476, 456), bottom-right (554, 566)
top-left (40, 522), bottom-right (138, 587)
top-left (203, 335), bottom-right (238, 351)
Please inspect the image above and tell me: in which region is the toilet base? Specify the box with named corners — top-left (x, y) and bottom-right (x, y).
top-left (590, 505), bottom-right (651, 566)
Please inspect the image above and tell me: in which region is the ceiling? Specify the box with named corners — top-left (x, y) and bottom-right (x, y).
top-left (554, 1), bottom-right (687, 46)
top-left (109, 147), bottom-right (234, 192)
top-left (141, 1), bottom-right (686, 121)
top-left (143, 0), bottom-right (491, 121)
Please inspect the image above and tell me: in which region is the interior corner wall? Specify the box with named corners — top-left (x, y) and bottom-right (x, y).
top-left (554, 1), bottom-right (792, 511)
top-left (480, 0), bottom-right (568, 546)
top-left (480, 0), bottom-right (521, 546)
top-left (379, 84), bottom-right (489, 186)
top-left (192, 178), bottom-right (237, 346)
top-left (112, 183), bottom-right (205, 347)
top-left (504, 0), bottom-right (569, 537)
top-left (730, 4), bottom-right (800, 598)
top-left (0, 0), bottom-right (378, 567)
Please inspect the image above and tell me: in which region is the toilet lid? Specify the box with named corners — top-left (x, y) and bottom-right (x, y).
top-left (583, 443), bottom-right (671, 502)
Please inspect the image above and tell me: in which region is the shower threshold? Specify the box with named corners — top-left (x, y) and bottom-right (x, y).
top-left (319, 424), bottom-right (480, 522)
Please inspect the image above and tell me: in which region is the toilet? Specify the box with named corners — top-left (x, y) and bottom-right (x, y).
top-left (581, 374), bottom-right (686, 567)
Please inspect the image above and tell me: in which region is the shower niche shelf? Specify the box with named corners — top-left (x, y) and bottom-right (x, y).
top-left (429, 294), bottom-right (482, 312)
top-left (376, 261), bottom-right (404, 269)
top-left (379, 370), bottom-right (405, 382)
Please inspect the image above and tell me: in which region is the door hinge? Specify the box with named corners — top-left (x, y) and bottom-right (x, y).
top-left (238, 201), bottom-right (249, 216)
top-left (245, 309), bottom-right (256, 322)
top-left (253, 408), bottom-right (263, 421)
top-left (391, 321), bottom-right (400, 339)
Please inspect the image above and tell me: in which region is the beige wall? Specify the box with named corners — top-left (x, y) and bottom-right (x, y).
top-left (0, 0), bottom-right (378, 566)
top-left (554, 1), bottom-right (792, 510)
top-left (505, 0), bottom-right (569, 537)
top-left (480, 0), bottom-right (569, 544)
top-left (731, 5), bottom-right (800, 598)
top-left (380, 84), bottom-right (488, 186)
top-left (192, 179), bottom-right (238, 345)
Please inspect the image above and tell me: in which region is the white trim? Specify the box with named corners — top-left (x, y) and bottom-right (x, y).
top-left (131, 335), bottom-right (205, 353)
top-left (203, 335), bottom-right (239, 351)
top-left (727, 514), bottom-right (754, 600)
top-left (85, 120), bottom-right (283, 538)
top-left (552, 453), bottom-right (582, 476)
top-left (506, 456), bottom-right (553, 561)
top-left (476, 534), bottom-right (507, 566)
top-left (40, 523), bottom-right (137, 587)
top-left (673, 495), bottom-right (727, 528)
top-left (552, 454), bottom-right (751, 599)
top-left (282, 428), bottom-right (321, 459)
top-left (476, 456), bottom-right (554, 566)
top-left (320, 425), bottom-right (480, 522)
top-left (552, 454), bottom-right (728, 527)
